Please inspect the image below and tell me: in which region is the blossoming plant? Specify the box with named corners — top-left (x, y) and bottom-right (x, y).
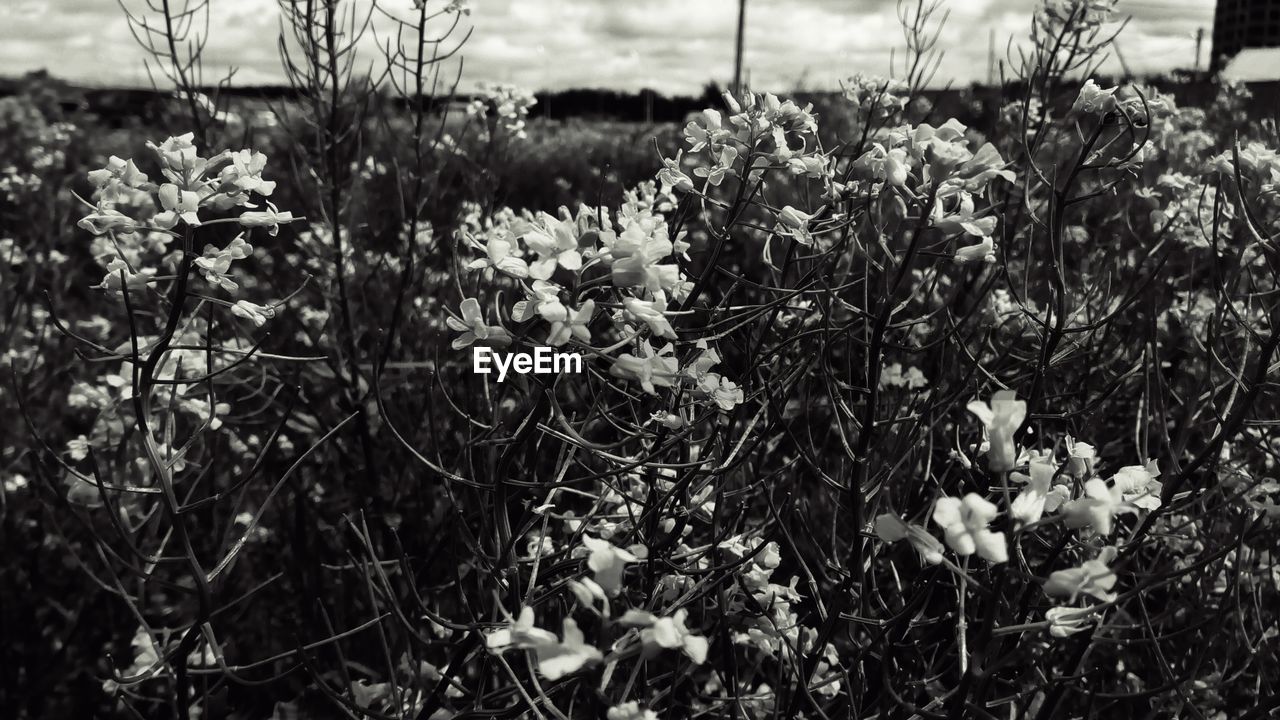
top-left (30, 133), bottom-right (306, 718)
top-left (355, 5), bottom-right (1279, 720)
top-left (376, 73), bottom-right (1030, 717)
top-left (11, 0), bottom-right (1280, 717)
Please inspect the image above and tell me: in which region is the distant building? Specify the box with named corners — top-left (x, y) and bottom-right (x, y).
top-left (1212, 0), bottom-right (1280, 71)
top-left (1221, 47), bottom-right (1280, 82)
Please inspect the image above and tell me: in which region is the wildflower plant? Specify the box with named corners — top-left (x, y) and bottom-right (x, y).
top-left (7, 0), bottom-right (1280, 717)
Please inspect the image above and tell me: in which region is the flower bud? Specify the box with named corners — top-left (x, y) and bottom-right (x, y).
top-left (778, 205), bottom-right (812, 231)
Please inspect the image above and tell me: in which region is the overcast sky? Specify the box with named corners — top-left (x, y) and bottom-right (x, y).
top-left (0, 0), bottom-right (1214, 95)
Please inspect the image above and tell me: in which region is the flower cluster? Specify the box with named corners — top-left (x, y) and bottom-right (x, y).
top-left (850, 117), bottom-right (1014, 263)
top-left (467, 82), bottom-right (537, 140)
top-left (842, 74), bottom-right (910, 121)
top-left (1209, 141), bottom-right (1280, 233)
top-left (0, 95), bottom-right (74, 199)
top-left (80, 134), bottom-right (294, 240)
top-left (58, 135), bottom-right (295, 518)
top-left (455, 177), bottom-right (748, 414)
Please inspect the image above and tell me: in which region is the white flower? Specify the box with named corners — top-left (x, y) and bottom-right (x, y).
top-left (1061, 478), bottom-right (1130, 536)
top-left (582, 535), bottom-right (638, 597)
top-left (567, 578), bottom-right (607, 608)
top-left (1111, 462), bottom-right (1162, 511)
top-left (154, 183), bottom-right (203, 229)
top-left (633, 608), bottom-right (710, 665)
top-left (772, 205), bottom-right (818, 259)
top-left (884, 148), bottom-right (910, 186)
top-left (78, 208), bottom-right (139, 235)
top-left (2, 473), bottom-right (29, 493)
top-left (1072, 79), bottom-right (1117, 116)
top-left (694, 145), bottom-right (738, 186)
top-left (607, 701), bottom-right (658, 720)
top-left (1010, 454), bottom-right (1057, 524)
top-left (220, 149), bottom-right (276, 196)
top-left (534, 618), bottom-right (603, 680)
top-left (722, 91), bottom-right (742, 114)
top-left (1045, 484), bottom-right (1071, 513)
top-left (523, 212), bottom-right (583, 280)
top-left (1044, 547), bottom-right (1118, 602)
top-left (231, 299), bottom-right (276, 327)
top-left (147, 133), bottom-right (201, 176)
top-left (932, 493), bottom-right (1007, 563)
top-left (954, 236), bottom-right (996, 264)
top-left (1045, 606), bottom-right (1097, 638)
top-left (704, 375), bottom-right (744, 411)
top-left (351, 679), bottom-right (392, 711)
top-left (613, 255), bottom-right (681, 297)
top-left (932, 193), bottom-right (998, 237)
top-left (622, 294), bottom-right (677, 339)
top-left (124, 625), bottom-right (163, 679)
top-left (66, 435), bottom-right (91, 462)
top-left (966, 390), bottom-right (1026, 472)
top-left (787, 153), bottom-right (828, 178)
top-left (97, 257), bottom-right (155, 296)
top-left (650, 411), bottom-right (685, 430)
top-left (778, 205), bottom-right (813, 235)
top-left (522, 532), bottom-right (552, 561)
top-left (510, 279), bottom-right (561, 323)
top-left (547, 300), bottom-right (593, 347)
top-left (1066, 438), bottom-right (1097, 478)
top-left (447, 297), bottom-right (512, 350)
top-left (194, 235), bottom-right (253, 293)
top-left (238, 201), bottom-right (295, 236)
top-left (87, 155), bottom-right (150, 202)
top-left (658, 152), bottom-right (695, 193)
top-left (609, 226), bottom-right (679, 293)
top-left (880, 362), bottom-right (928, 390)
top-left (187, 643), bottom-right (217, 667)
top-left (683, 109), bottom-right (729, 153)
top-left (485, 606), bottom-right (557, 651)
top-left (873, 513), bottom-right (944, 564)
top-left (467, 234), bottom-right (529, 278)
top-left (611, 342), bottom-right (679, 395)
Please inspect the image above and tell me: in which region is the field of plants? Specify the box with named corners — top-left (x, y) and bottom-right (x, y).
top-left (3, 0), bottom-right (1280, 718)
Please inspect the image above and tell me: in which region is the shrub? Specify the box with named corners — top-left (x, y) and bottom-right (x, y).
top-left (4, 0), bottom-right (1280, 718)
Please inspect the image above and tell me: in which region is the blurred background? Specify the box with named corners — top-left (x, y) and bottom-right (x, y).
top-left (1, 0), bottom-right (1271, 113)
top-left (3, 0), bottom-right (1274, 217)
top-left (0, 0), bottom-right (1239, 91)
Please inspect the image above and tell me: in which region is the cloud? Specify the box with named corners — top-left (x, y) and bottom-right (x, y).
top-left (0, 0), bottom-right (1214, 94)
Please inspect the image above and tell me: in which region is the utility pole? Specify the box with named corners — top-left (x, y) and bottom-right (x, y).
top-left (988, 28), bottom-right (995, 86)
top-left (1194, 27), bottom-right (1205, 80)
top-left (733, 0), bottom-right (747, 96)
